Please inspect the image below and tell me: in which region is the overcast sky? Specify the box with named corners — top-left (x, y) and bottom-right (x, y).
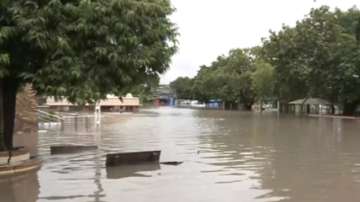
top-left (160, 0), bottom-right (360, 84)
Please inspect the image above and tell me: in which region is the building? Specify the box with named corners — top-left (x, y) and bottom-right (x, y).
top-left (153, 85), bottom-right (176, 106)
top-left (206, 99), bottom-right (223, 109)
top-left (288, 98), bottom-right (332, 114)
top-left (46, 93), bottom-right (141, 112)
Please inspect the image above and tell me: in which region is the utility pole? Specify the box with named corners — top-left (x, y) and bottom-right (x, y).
top-left (95, 104), bottom-right (101, 126)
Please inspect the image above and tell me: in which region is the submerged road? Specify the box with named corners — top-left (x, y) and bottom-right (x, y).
top-left (1, 107), bottom-right (360, 202)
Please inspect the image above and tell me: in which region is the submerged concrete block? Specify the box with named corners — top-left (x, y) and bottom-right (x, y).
top-left (50, 145), bottom-right (98, 155)
top-left (0, 159), bottom-right (41, 176)
top-left (106, 150), bottom-right (161, 166)
top-left (160, 161), bottom-right (183, 166)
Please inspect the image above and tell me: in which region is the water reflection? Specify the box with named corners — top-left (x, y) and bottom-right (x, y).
top-left (106, 164), bottom-right (161, 179)
top-left (2, 108), bottom-right (360, 202)
top-left (93, 151), bottom-right (105, 202)
top-left (194, 111), bottom-right (360, 201)
top-left (0, 171), bottom-right (39, 202)
top-left (256, 118), bottom-right (360, 202)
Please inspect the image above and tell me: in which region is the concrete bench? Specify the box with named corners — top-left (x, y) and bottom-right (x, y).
top-left (106, 150), bottom-right (161, 166)
top-left (50, 145), bottom-right (98, 155)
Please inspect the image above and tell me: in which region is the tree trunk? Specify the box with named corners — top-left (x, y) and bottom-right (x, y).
top-left (0, 79), bottom-right (4, 150)
top-left (0, 78), bottom-right (19, 151)
top-left (331, 104), bottom-right (335, 115)
top-left (243, 103), bottom-right (252, 111)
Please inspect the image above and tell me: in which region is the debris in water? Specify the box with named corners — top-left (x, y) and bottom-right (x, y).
top-left (160, 161), bottom-right (183, 166)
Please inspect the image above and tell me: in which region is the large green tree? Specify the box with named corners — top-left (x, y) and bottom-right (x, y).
top-left (191, 49), bottom-right (255, 110)
top-left (262, 6), bottom-right (360, 114)
top-left (0, 0), bottom-right (177, 150)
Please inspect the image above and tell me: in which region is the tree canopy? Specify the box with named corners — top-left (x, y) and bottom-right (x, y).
top-left (251, 60), bottom-right (275, 102)
top-left (170, 76), bottom-right (193, 99)
top-left (262, 6), bottom-right (360, 114)
top-left (171, 49), bottom-right (258, 110)
top-left (171, 6), bottom-right (360, 114)
top-left (1, 0), bottom-right (177, 102)
top-left (0, 0), bottom-right (177, 150)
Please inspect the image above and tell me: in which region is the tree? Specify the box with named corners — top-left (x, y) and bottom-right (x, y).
top-left (130, 75), bottom-right (160, 104)
top-left (251, 60), bottom-right (275, 110)
top-left (262, 6), bottom-right (360, 114)
top-left (192, 63), bottom-right (222, 103)
top-left (190, 49), bottom-right (255, 110)
top-left (0, 0), bottom-right (177, 150)
top-left (356, 17), bottom-right (360, 43)
top-left (169, 77), bottom-right (194, 99)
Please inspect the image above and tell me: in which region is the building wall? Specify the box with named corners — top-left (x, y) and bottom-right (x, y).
top-left (13, 85), bottom-right (38, 157)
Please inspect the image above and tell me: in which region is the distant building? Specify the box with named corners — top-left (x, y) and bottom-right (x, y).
top-left (288, 98), bottom-right (332, 114)
top-left (46, 93), bottom-right (140, 112)
top-left (176, 99), bottom-right (206, 108)
top-left (153, 85), bottom-right (176, 106)
top-left (206, 99), bottom-right (223, 109)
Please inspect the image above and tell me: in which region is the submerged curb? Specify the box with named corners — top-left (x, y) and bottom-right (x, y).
top-left (0, 159), bottom-right (42, 177)
top-left (308, 114), bottom-right (360, 120)
top-left (0, 148), bottom-right (30, 165)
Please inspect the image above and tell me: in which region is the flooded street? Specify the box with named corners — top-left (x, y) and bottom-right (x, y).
top-left (2, 107), bottom-right (360, 202)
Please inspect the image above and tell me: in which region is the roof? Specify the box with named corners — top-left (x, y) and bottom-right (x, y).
top-left (46, 95), bottom-right (140, 107)
top-left (289, 98), bottom-right (331, 105)
top-left (99, 96), bottom-right (140, 106)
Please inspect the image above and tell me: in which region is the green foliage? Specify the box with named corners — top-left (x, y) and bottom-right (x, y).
top-left (0, 0), bottom-right (177, 149)
top-left (0, 0), bottom-right (177, 102)
top-left (131, 75), bottom-right (160, 103)
top-left (356, 17), bottom-right (360, 42)
top-left (251, 60), bottom-right (274, 100)
top-left (172, 6), bottom-right (360, 114)
top-left (262, 6), bottom-right (360, 112)
top-left (192, 65), bottom-right (217, 102)
top-left (191, 49), bottom-right (256, 108)
top-left (170, 77), bottom-right (193, 99)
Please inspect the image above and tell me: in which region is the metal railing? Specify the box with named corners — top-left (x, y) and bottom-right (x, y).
top-left (37, 110), bottom-right (64, 123)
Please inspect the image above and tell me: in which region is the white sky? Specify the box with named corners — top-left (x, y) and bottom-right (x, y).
top-left (160, 0), bottom-right (360, 84)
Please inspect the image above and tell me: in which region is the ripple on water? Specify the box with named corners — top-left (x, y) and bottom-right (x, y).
top-left (3, 108), bottom-right (360, 202)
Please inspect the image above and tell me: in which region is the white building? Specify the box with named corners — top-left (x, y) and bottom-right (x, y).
top-left (46, 93), bottom-right (140, 112)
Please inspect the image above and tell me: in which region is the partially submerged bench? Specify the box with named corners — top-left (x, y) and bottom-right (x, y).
top-left (50, 145), bottom-right (98, 155)
top-left (106, 150), bottom-right (161, 166)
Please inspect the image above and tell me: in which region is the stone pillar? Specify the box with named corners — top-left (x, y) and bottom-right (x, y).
top-left (13, 85), bottom-right (38, 157)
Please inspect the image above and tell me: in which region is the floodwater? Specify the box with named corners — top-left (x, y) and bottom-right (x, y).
top-left (1, 107), bottom-right (360, 202)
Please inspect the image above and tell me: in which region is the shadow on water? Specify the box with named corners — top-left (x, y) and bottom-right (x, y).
top-left (38, 151), bottom-right (107, 202)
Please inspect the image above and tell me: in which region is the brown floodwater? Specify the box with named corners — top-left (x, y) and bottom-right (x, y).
top-left (1, 107), bottom-right (360, 202)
